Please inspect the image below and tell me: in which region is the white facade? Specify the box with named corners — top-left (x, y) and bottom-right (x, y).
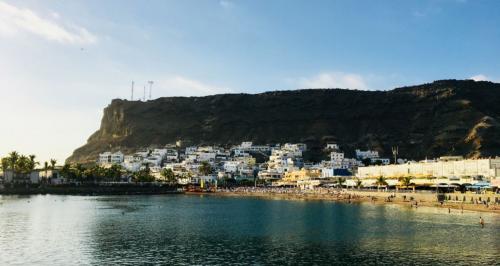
top-left (224, 161), bottom-right (244, 173)
top-left (197, 152), bottom-right (216, 162)
top-left (185, 146), bottom-right (198, 155)
top-left (357, 158), bottom-right (500, 179)
top-left (355, 149), bottom-right (380, 160)
top-left (326, 143), bottom-right (339, 150)
top-left (240, 142), bottom-right (253, 149)
top-left (99, 151), bottom-right (124, 165)
top-left (330, 151), bottom-right (344, 162)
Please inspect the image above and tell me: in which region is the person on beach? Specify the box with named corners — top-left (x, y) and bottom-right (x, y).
top-left (479, 216), bottom-right (485, 228)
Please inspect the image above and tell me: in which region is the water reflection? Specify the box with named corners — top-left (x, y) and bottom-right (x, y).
top-left (0, 195), bottom-right (498, 265)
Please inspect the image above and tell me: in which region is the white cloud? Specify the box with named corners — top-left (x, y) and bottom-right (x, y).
top-left (219, 0), bottom-right (234, 9)
top-left (295, 72), bottom-right (370, 90)
top-left (470, 74), bottom-right (492, 82)
top-left (157, 76), bottom-right (231, 97)
top-left (0, 1), bottom-right (97, 44)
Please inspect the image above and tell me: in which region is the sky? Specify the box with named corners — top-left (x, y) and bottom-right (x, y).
top-left (0, 0), bottom-right (499, 164)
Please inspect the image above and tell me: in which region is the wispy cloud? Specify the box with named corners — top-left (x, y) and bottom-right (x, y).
top-left (293, 72), bottom-right (370, 90)
top-left (0, 1), bottom-right (97, 44)
top-left (157, 76), bottom-right (231, 97)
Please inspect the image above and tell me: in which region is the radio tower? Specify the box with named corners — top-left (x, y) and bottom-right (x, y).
top-left (130, 81), bottom-right (134, 101)
top-left (148, 81), bottom-right (154, 100)
top-left (392, 146), bottom-right (399, 164)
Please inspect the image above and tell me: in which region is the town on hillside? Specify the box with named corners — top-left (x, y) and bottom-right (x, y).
top-left (1, 141), bottom-right (499, 196)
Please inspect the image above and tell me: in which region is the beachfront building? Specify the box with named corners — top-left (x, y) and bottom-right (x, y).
top-left (357, 157), bottom-right (500, 181)
top-left (2, 170), bottom-right (40, 184)
top-left (267, 149), bottom-right (301, 173)
top-left (273, 168), bottom-right (323, 189)
top-left (258, 170), bottom-right (283, 181)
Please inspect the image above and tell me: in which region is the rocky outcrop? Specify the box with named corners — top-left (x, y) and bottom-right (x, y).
top-left (67, 80), bottom-right (500, 163)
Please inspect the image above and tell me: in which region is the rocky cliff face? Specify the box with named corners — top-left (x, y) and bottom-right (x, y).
top-left (67, 80), bottom-right (500, 163)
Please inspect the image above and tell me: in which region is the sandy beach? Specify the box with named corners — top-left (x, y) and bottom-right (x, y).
top-left (210, 189), bottom-right (500, 214)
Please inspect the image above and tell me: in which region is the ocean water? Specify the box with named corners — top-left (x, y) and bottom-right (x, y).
top-left (0, 194), bottom-right (498, 265)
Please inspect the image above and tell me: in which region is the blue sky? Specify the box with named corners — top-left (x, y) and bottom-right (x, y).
top-left (0, 0), bottom-right (499, 163)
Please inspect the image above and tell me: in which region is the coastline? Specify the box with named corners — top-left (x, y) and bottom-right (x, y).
top-left (2, 186), bottom-right (498, 214)
top-left (0, 185), bottom-right (181, 196)
top-left (212, 190), bottom-right (500, 214)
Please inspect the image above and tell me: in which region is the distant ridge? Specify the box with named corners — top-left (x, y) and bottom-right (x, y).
top-left (67, 79), bottom-right (500, 163)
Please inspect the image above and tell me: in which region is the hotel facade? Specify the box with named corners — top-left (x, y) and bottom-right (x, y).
top-left (357, 157), bottom-right (500, 180)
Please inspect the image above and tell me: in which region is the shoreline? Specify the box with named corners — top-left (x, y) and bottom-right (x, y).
top-left (0, 185), bottom-right (180, 196)
top-left (2, 187), bottom-right (498, 214)
top-left (212, 190), bottom-right (500, 214)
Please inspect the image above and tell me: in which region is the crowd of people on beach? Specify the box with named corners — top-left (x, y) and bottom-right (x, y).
top-left (217, 186), bottom-right (495, 227)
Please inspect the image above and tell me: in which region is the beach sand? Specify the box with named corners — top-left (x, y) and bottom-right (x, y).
top-left (211, 190), bottom-right (500, 214)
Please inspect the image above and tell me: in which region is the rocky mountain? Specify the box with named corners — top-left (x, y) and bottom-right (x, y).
top-left (67, 80), bottom-right (500, 163)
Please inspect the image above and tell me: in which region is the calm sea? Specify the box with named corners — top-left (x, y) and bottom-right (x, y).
top-left (0, 194), bottom-right (498, 265)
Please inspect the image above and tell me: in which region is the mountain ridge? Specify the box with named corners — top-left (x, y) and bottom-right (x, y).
top-left (67, 79), bottom-right (500, 163)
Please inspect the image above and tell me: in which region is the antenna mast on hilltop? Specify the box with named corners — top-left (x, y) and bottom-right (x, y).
top-left (148, 81), bottom-right (154, 100)
top-left (130, 81), bottom-right (134, 101)
top-left (143, 85), bottom-right (146, 101)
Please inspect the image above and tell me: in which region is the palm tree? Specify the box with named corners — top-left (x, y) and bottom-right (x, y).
top-left (199, 161), bottom-right (212, 176)
top-left (398, 176), bottom-right (412, 191)
top-left (49, 159), bottom-right (57, 170)
top-left (7, 151), bottom-right (19, 178)
top-left (28, 154), bottom-right (39, 172)
top-left (43, 161), bottom-right (49, 183)
top-left (1, 157), bottom-right (9, 173)
top-left (355, 178), bottom-right (363, 189)
top-left (375, 176), bottom-right (388, 191)
top-left (336, 177), bottom-right (346, 189)
top-left (161, 168), bottom-right (177, 185)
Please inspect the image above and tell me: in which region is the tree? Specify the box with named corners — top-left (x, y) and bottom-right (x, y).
top-left (60, 164), bottom-right (74, 180)
top-left (7, 151), bottom-right (20, 177)
top-left (74, 163), bottom-right (86, 181)
top-left (49, 159), bottom-right (57, 170)
top-left (16, 155), bottom-right (31, 175)
top-left (355, 178), bottom-right (363, 189)
top-left (362, 158), bottom-right (372, 166)
top-left (134, 164), bottom-right (155, 182)
top-left (161, 168), bottom-right (177, 185)
top-left (375, 176), bottom-right (388, 191)
top-left (1, 157), bottom-right (9, 173)
top-left (42, 161), bottom-right (49, 183)
top-left (199, 161), bottom-right (213, 176)
top-left (252, 167), bottom-right (259, 187)
top-left (28, 155), bottom-right (39, 172)
top-left (106, 164), bottom-right (123, 181)
top-left (398, 176), bottom-right (412, 189)
top-left (336, 177), bottom-right (346, 188)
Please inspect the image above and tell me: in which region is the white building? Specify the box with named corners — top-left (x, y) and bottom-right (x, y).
top-left (355, 149), bottom-right (380, 160)
top-left (197, 152), bottom-right (216, 162)
top-left (185, 146), bottom-right (198, 155)
top-left (99, 151), bottom-right (124, 165)
top-left (330, 151), bottom-right (344, 163)
top-left (357, 158), bottom-right (500, 180)
top-left (224, 161), bottom-right (244, 173)
top-left (326, 143), bottom-right (339, 150)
